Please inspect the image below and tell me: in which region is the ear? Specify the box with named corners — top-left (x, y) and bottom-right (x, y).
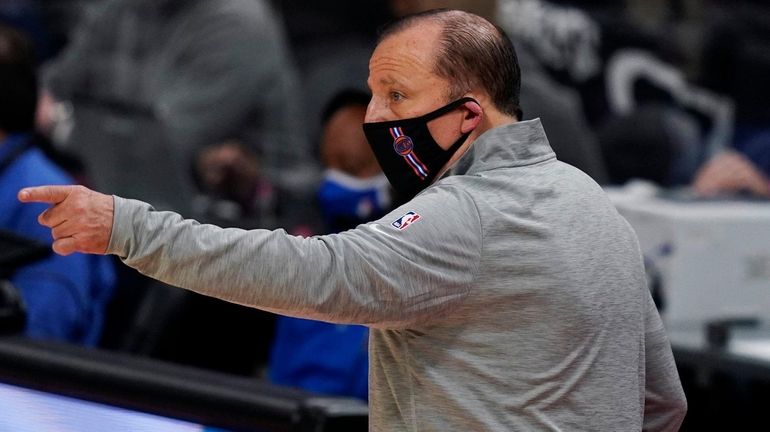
top-left (460, 100), bottom-right (483, 133)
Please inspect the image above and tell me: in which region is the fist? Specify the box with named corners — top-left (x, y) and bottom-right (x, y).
top-left (18, 185), bottom-right (114, 256)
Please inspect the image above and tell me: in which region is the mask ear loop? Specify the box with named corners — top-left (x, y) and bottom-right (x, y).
top-left (446, 98), bottom-right (484, 152)
top-left (419, 97), bottom-right (479, 123)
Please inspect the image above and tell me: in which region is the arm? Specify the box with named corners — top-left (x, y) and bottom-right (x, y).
top-left (20, 183), bottom-right (482, 328)
top-left (642, 290), bottom-right (687, 431)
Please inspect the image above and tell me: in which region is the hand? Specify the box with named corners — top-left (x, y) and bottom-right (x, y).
top-left (692, 151), bottom-right (770, 198)
top-left (196, 141), bottom-right (260, 205)
top-left (18, 185), bottom-right (114, 256)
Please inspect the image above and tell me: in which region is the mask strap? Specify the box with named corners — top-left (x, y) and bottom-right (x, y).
top-left (446, 131), bottom-right (472, 154)
top-left (434, 97), bottom-right (478, 154)
top-left (420, 97), bottom-right (479, 122)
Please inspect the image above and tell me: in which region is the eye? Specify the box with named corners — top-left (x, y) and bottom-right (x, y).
top-left (390, 91), bottom-right (404, 102)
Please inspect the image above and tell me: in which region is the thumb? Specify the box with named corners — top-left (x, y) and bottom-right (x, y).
top-left (18, 185), bottom-right (77, 204)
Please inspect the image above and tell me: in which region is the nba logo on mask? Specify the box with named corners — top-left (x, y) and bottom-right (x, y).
top-left (391, 211), bottom-right (421, 230)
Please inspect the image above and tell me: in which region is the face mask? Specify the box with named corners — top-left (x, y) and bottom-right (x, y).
top-left (362, 97), bottom-right (477, 200)
top-left (317, 169), bottom-right (392, 233)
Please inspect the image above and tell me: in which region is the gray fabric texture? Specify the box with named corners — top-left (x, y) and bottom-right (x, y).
top-left (108, 119), bottom-right (686, 431)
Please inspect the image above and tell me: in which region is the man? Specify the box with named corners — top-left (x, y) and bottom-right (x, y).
top-left (37, 0), bottom-right (316, 217)
top-left (19, 10), bottom-right (686, 431)
top-left (0, 23), bottom-right (115, 345)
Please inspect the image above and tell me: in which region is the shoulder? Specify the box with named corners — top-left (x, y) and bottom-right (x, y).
top-left (368, 180), bottom-right (481, 238)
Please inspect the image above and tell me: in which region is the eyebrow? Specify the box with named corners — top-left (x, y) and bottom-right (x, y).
top-left (367, 75), bottom-right (401, 89)
top-left (366, 77), bottom-right (404, 91)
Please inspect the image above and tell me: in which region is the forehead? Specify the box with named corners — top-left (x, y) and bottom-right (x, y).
top-left (368, 23), bottom-right (443, 86)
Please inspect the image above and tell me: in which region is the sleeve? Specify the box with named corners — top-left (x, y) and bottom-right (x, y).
top-left (107, 183), bottom-right (483, 329)
top-left (642, 290), bottom-right (688, 432)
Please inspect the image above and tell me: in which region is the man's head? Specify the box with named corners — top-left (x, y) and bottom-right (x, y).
top-left (366, 9), bottom-right (521, 130)
top-left (364, 9), bottom-right (521, 197)
top-left (0, 24), bottom-right (37, 137)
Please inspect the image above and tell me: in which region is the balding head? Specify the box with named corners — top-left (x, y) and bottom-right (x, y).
top-left (378, 9), bottom-right (522, 119)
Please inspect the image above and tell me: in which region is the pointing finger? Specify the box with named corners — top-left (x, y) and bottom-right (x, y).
top-left (18, 185), bottom-right (77, 204)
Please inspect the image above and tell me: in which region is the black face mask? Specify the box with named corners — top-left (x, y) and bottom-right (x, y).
top-left (363, 97), bottom-right (477, 200)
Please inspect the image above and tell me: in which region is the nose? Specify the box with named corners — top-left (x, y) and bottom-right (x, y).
top-left (364, 96), bottom-right (388, 123)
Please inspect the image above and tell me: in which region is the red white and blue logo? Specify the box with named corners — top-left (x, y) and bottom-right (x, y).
top-left (393, 135), bottom-right (414, 156)
top-left (391, 211), bottom-right (421, 230)
top-left (390, 127), bottom-right (429, 180)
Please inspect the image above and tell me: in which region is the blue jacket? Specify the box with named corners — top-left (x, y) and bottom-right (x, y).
top-left (268, 317), bottom-right (369, 400)
top-left (0, 134), bottom-right (115, 345)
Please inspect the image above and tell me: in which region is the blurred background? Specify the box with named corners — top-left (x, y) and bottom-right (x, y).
top-left (0, 0), bottom-right (768, 430)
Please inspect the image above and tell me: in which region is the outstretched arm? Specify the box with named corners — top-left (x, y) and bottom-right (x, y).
top-left (19, 184), bottom-right (482, 328)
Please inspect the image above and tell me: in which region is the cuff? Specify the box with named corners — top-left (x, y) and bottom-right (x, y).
top-left (106, 196), bottom-right (154, 258)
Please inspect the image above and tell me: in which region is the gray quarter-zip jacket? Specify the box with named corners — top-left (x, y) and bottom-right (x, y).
top-left (108, 119), bottom-right (686, 431)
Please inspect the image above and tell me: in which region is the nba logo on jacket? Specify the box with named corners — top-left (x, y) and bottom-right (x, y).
top-left (391, 211), bottom-right (421, 230)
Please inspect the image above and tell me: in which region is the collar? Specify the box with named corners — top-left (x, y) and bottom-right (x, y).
top-left (446, 118), bottom-right (556, 177)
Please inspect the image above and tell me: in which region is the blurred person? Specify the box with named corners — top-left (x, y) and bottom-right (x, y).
top-left (193, 139), bottom-right (280, 229)
top-left (274, 0), bottom-right (391, 153)
top-left (38, 0), bottom-right (316, 220)
top-left (20, 10), bottom-right (686, 430)
top-left (690, 0), bottom-right (770, 198)
top-left (0, 23), bottom-right (114, 345)
top-left (498, 0), bottom-right (727, 188)
top-left (515, 37), bottom-right (609, 184)
top-left (269, 90), bottom-right (392, 400)
top-left (316, 90), bottom-right (394, 231)
top-left (497, 0), bottom-right (681, 124)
